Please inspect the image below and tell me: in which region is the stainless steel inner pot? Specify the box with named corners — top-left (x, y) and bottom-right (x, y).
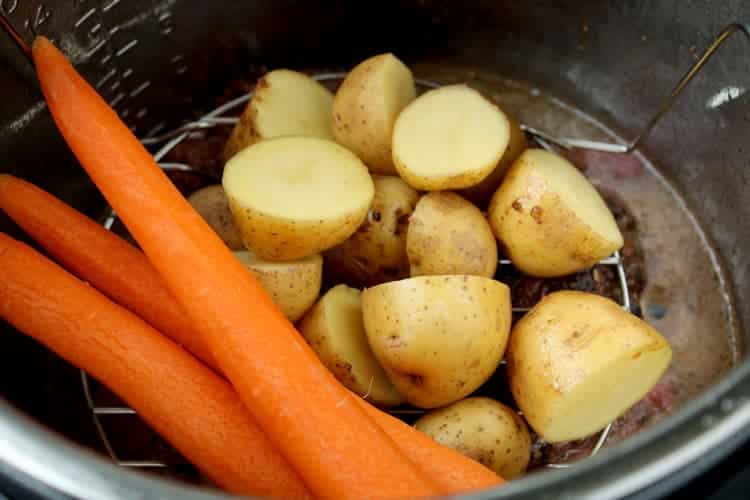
top-left (1, 1), bottom-right (749, 499)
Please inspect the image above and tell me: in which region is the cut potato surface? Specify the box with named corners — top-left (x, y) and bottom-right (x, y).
top-left (459, 113), bottom-right (528, 209)
top-left (223, 137), bottom-right (375, 261)
top-left (234, 250), bottom-right (322, 322)
top-left (392, 84), bottom-right (511, 190)
top-left (299, 285), bottom-right (403, 407)
top-left (407, 192), bottom-right (497, 278)
top-left (507, 291), bottom-right (672, 443)
top-left (488, 149), bottom-right (624, 277)
top-left (333, 53), bottom-right (416, 175)
top-left (362, 275), bottom-right (511, 409)
top-left (224, 69), bottom-right (334, 161)
top-left (415, 397), bottom-right (531, 479)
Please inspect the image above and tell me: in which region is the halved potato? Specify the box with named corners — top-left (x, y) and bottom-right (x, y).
top-left (332, 53), bottom-right (416, 175)
top-left (459, 114), bottom-right (528, 209)
top-left (234, 250), bottom-right (322, 322)
top-left (299, 285), bottom-right (403, 407)
top-left (187, 185), bottom-right (244, 250)
top-left (223, 137), bottom-right (375, 261)
top-left (324, 175), bottom-right (419, 287)
top-left (362, 275), bottom-right (511, 408)
top-left (415, 397), bottom-right (531, 479)
top-left (407, 192), bottom-right (497, 278)
top-left (507, 291), bottom-right (672, 443)
top-left (392, 84), bottom-right (511, 190)
top-left (224, 69), bottom-right (335, 161)
top-left (488, 149), bottom-right (624, 277)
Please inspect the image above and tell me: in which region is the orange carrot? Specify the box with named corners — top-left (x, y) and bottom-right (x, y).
top-left (32, 36), bottom-right (439, 499)
top-left (0, 174), bottom-right (218, 372)
top-left (356, 398), bottom-right (504, 493)
top-left (0, 233), bottom-right (311, 498)
top-left (0, 176), bottom-right (503, 494)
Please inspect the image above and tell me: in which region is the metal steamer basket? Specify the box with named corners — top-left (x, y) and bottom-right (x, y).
top-left (0, 2), bottom-right (749, 499)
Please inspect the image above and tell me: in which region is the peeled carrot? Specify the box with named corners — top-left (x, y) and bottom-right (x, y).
top-left (32, 36), bottom-right (439, 499)
top-left (355, 398), bottom-right (504, 493)
top-left (0, 233), bottom-right (311, 498)
top-left (0, 174), bottom-right (218, 372)
top-left (0, 175), bottom-right (503, 494)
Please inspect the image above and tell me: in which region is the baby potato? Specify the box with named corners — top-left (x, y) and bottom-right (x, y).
top-left (415, 397), bottom-right (531, 479)
top-left (187, 185), bottom-right (244, 250)
top-left (392, 84), bottom-right (511, 190)
top-left (362, 275), bottom-right (511, 409)
top-left (488, 149), bottom-right (624, 277)
top-left (299, 285), bottom-right (403, 407)
top-left (407, 192), bottom-right (497, 278)
top-left (459, 114), bottom-right (528, 209)
top-left (507, 291), bottom-right (672, 443)
top-left (324, 175), bottom-right (419, 287)
top-left (332, 53), bottom-right (416, 175)
top-left (224, 69), bottom-right (334, 161)
top-left (234, 250), bottom-right (322, 322)
top-left (223, 137), bottom-right (375, 261)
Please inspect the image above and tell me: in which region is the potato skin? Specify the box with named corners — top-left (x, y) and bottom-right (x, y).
top-left (415, 397), bottom-right (531, 479)
top-left (488, 149), bottom-right (623, 277)
top-left (299, 285), bottom-right (403, 407)
top-left (228, 197), bottom-right (369, 261)
top-left (407, 192), bottom-right (497, 278)
top-left (459, 114), bottom-right (527, 209)
top-left (324, 176), bottom-right (419, 287)
top-left (332, 53), bottom-right (416, 175)
top-left (507, 291), bottom-right (672, 442)
top-left (362, 275), bottom-right (511, 408)
top-left (224, 105), bottom-right (261, 162)
top-left (234, 251), bottom-right (322, 322)
top-left (187, 185), bottom-right (244, 250)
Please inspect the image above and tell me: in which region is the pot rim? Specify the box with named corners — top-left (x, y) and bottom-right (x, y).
top-left (1, 356), bottom-right (750, 500)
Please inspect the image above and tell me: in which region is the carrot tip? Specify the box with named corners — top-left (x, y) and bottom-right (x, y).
top-left (31, 36), bottom-right (52, 53)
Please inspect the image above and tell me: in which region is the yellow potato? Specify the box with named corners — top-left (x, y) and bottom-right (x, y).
top-left (459, 114), bottom-right (528, 209)
top-left (362, 275), bottom-right (511, 408)
top-left (392, 84), bottom-right (511, 190)
top-left (414, 397), bottom-right (531, 479)
top-left (488, 149), bottom-right (624, 277)
top-left (507, 291), bottom-right (672, 443)
top-left (299, 285), bottom-right (403, 407)
top-left (234, 250), bottom-right (322, 322)
top-left (332, 53), bottom-right (416, 174)
top-left (324, 175), bottom-right (419, 287)
top-left (407, 192), bottom-right (497, 278)
top-left (223, 137), bottom-right (375, 261)
top-left (187, 185), bottom-right (244, 250)
top-left (224, 69), bottom-right (334, 161)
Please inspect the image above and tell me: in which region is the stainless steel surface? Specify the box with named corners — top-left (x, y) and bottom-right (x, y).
top-left (0, 1), bottom-right (749, 499)
top-left (520, 23), bottom-right (750, 155)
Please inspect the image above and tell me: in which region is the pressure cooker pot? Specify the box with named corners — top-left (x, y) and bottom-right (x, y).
top-left (0, 1), bottom-right (749, 499)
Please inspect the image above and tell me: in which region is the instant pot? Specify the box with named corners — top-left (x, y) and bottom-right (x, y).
top-left (1, 1), bottom-right (750, 499)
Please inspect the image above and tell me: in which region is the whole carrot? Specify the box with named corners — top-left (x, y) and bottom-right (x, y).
top-left (0, 176), bottom-right (503, 494)
top-left (0, 233), bottom-right (311, 498)
top-left (32, 37), bottom-right (439, 499)
top-left (0, 174), bottom-right (218, 372)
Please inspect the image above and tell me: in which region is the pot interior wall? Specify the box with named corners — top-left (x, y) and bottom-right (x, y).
top-left (0, 0), bottom-right (748, 494)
